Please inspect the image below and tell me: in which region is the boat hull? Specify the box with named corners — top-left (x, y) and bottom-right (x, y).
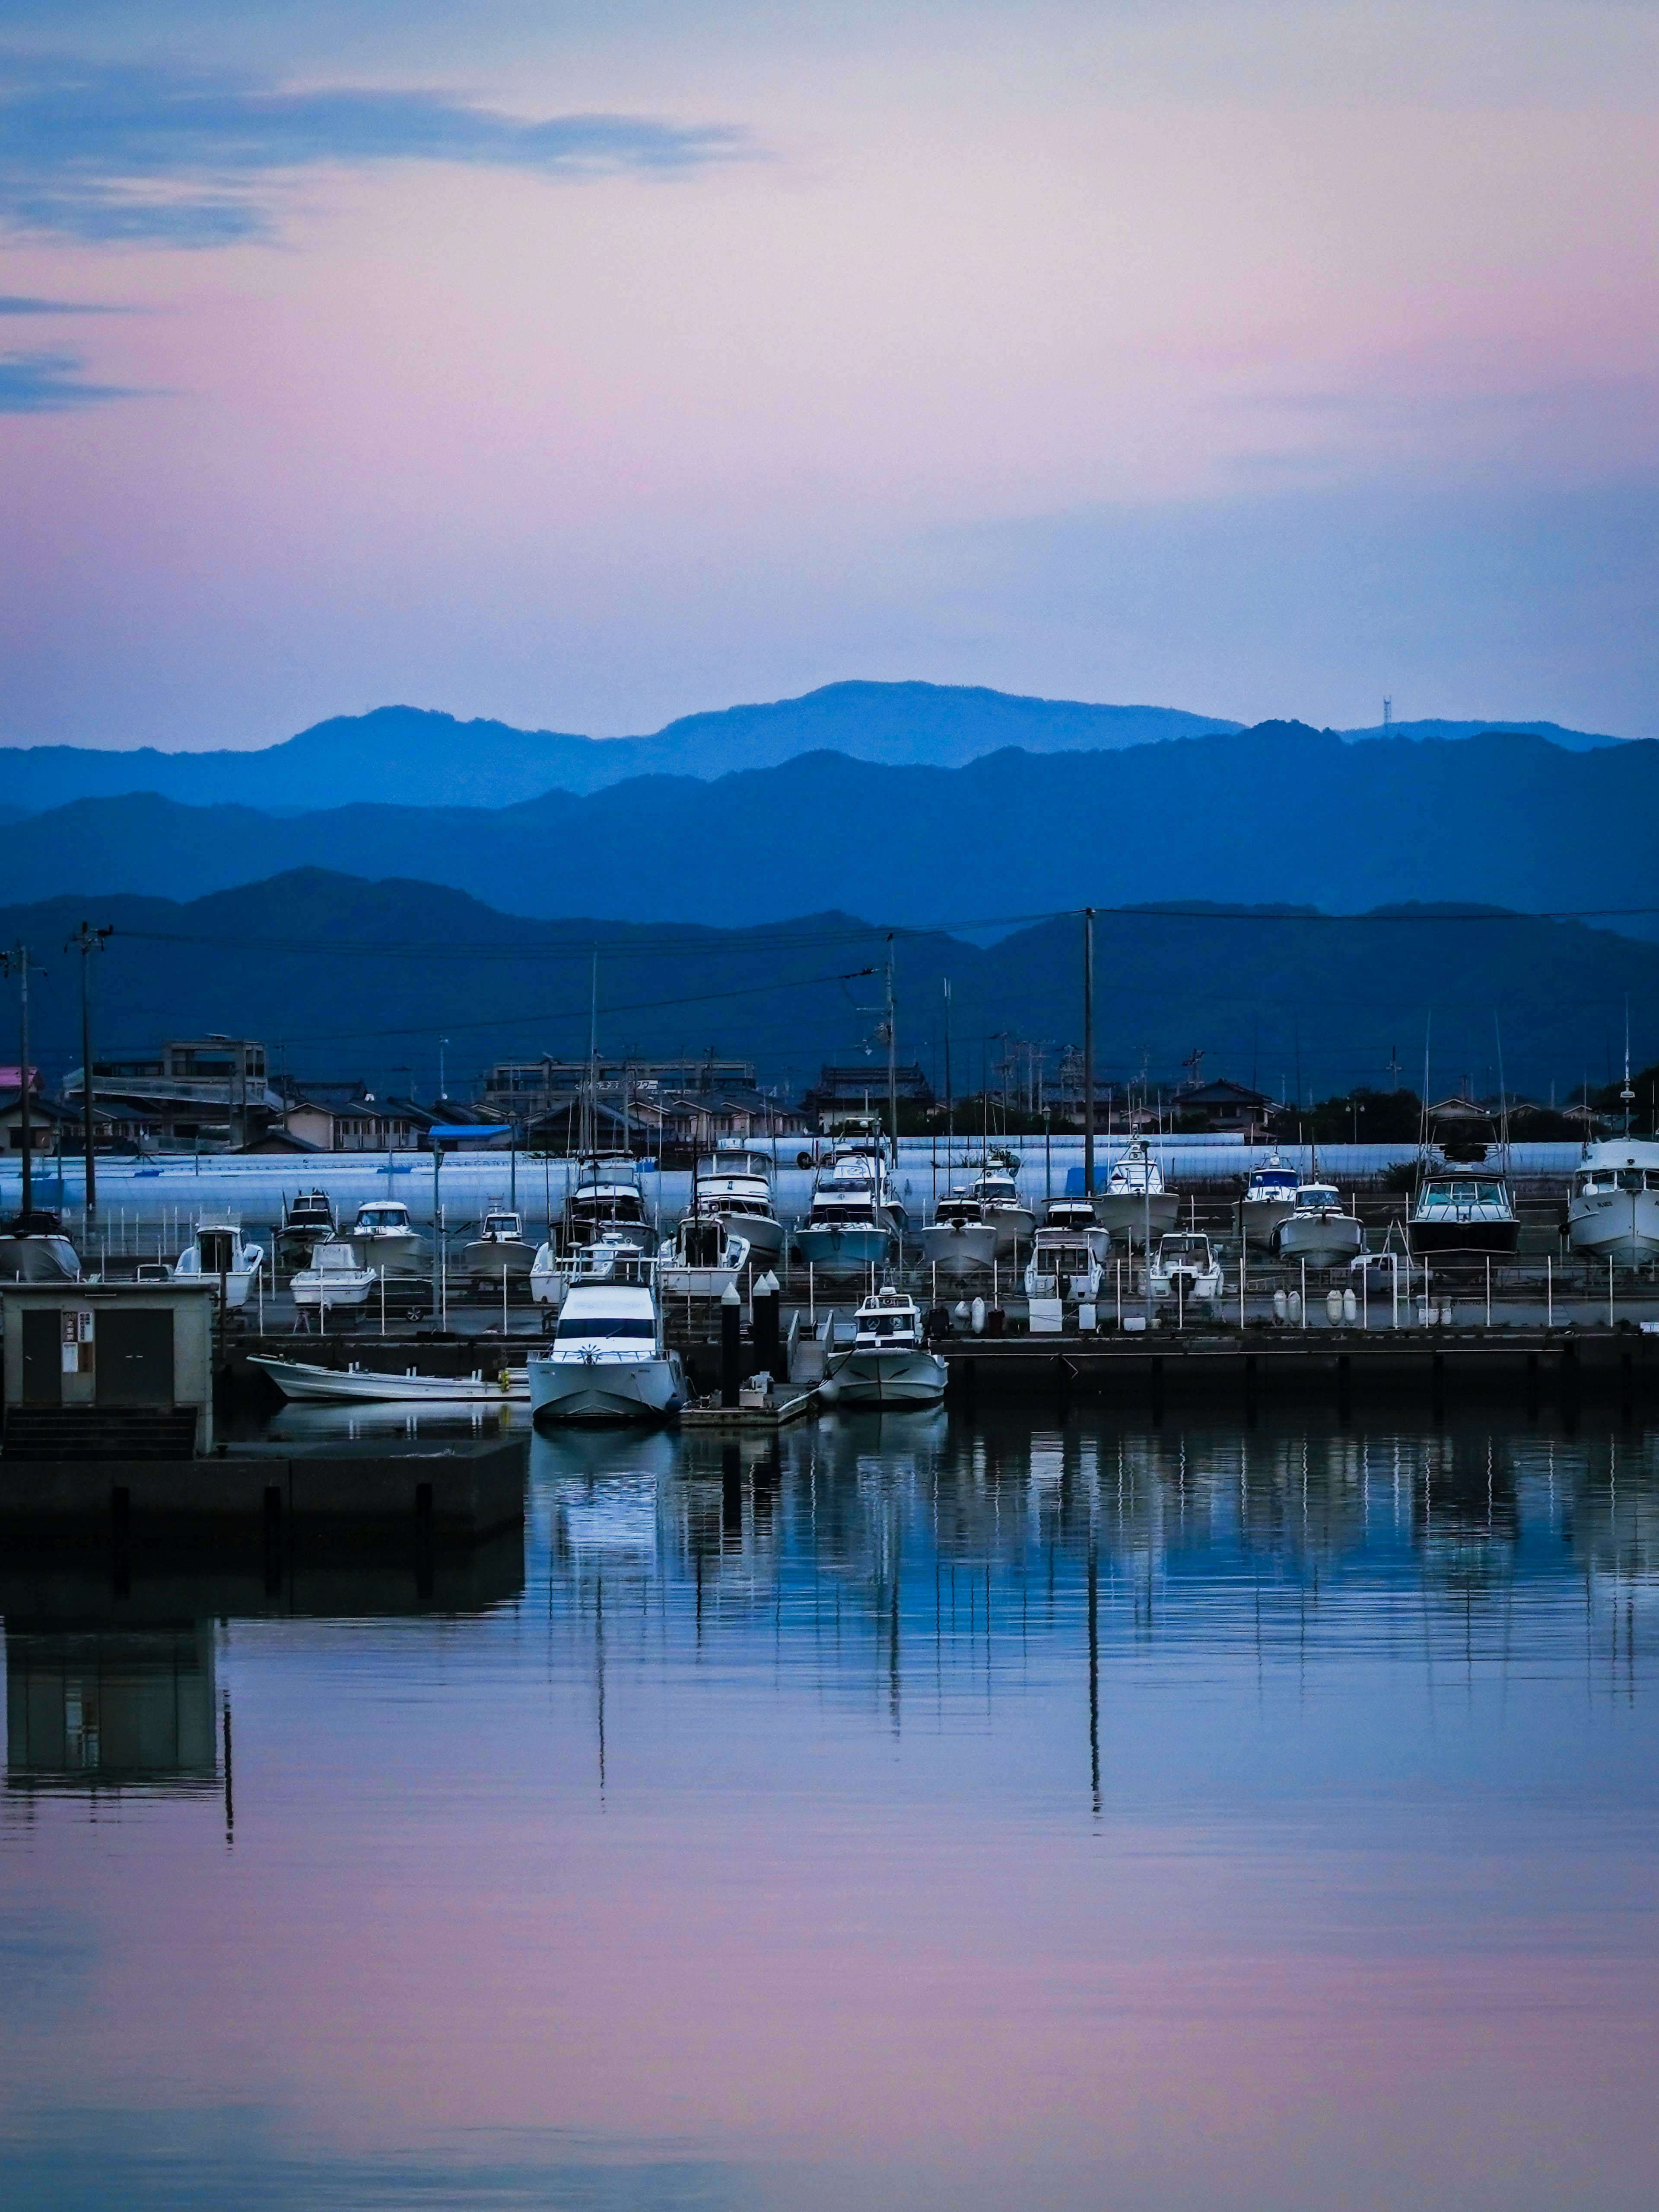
top-left (529, 1352), bottom-right (685, 1425)
top-left (1409, 1219), bottom-right (1521, 1257)
top-left (0, 1233), bottom-right (82, 1283)
top-left (462, 1236), bottom-right (537, 1288)
top-left (1275, 1217), bottom-right (1366, 1270)
top-left (1094, 1192), bottom-right (1180, 1244)
top-left (249, 1355), bottom-right (525, 1404)
top-left (351, 1230), bottom-right (429, 1279)
top-left (982, 1206), bottom-right (1035, 1258)
top-left (819, 1346), bottom-right (947, 1408)
top-left (1568, 1189), bottom-right (1659, 1266)
top-left (794, 1224), bottom-right (896, 1274)
top-left (1237, 1199), bottom-right (1296, 1249)
top-left (695, 1207), bottom-right (785, 1266)
top-left (918, 1221), bottom-right (1001, 1278)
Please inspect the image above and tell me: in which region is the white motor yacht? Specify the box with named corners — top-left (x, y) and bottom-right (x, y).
top-left (291, 1241), bottom-right (377, 1312)
top-left (1237, 1156), bottom-right (1300, 1251)
top-left (1567, 1140), bottom-right (1659, 1266)
top-left (1274, 1184), bottom-right (1365, 1271)
top-left (565, 1156), bottom-right (658, 1253)
top-left (460, 1208), bottom-right (537, 1292)
top-left (172, 1219), bottom-right (263, 1308)
top-left (350, 1199), bottom-right (428, 1278)
top-left (1410, 1172), bottom-right (1519, 1256)
top-left (528, 1275), bottom-right (685, 1425)
top-left (967, 1163), bottom-right (1035, 1257)
top-left (795, 1150), bottom-right (899, 1275)
top-left (657, 1215), bottom-right (753, 1299)
top-left (690, 1145), bottom-right (785, 1268)
top-left (1145, 1232), bottom-right (1225, 1303)
top-left (817, 1285), bottom-right (947, 1409)
top-left (1409, 1098), bottom-right (1520, 1256)
top-left (919, 1189), bottom-right (1000, 1280)
top-left (1094, 1140), bottom-right (1181, 1246)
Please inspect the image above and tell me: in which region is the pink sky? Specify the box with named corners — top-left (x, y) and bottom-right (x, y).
top-left (1, 3), bottom-right (1657, 744)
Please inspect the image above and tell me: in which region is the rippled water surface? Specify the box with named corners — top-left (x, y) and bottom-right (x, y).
top-left (5, 1407), bottom-right (1659, 2211)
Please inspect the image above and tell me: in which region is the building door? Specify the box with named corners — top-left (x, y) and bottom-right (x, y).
top-left (95, 1310), bottom-right (175, 1406)
top-left (20, 1310), bottom-right (63, 1405)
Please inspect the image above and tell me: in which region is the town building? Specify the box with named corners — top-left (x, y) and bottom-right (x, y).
top-left (62, 1036), bottom-right (282, 1150)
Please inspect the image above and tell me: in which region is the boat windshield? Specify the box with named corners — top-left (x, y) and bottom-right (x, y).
top-left (555, 1315), bottom-right (656, 1339)
top-left (1249, 1171), bottom-right (1297, 1193)
top-left (358, 1207), bottom-right (407, 1230)
top-left (1160, 1236), bottom-right (1208, 1258)
top-left (860, 1314), bottom-right (915, 1338)
top-left (1297, 1186), bottom-right (1340, 1208)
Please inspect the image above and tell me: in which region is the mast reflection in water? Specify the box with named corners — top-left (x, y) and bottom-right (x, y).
top-left (2, 1407), bottom-right (1657, 2212)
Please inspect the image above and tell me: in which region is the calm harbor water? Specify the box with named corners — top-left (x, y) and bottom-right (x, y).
top-left (4, 1407), bottom-right (1658, 2211)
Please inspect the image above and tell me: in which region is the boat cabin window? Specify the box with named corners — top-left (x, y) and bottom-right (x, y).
top-left (358, 1206), bottom-right (407, 1229)
top-left (555, 1314), bottom-right (655, 1339)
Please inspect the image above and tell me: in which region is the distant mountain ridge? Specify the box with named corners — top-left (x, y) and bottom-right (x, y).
top-left (0, 681), bottom-right (1631, 815)
top-left (0, 869), bottom-right (1651, 1104)
top-left (1, 727), bottom-right (1655, 941)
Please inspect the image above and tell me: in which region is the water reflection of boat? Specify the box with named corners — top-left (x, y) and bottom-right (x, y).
top-left (530, 1424), bottom-right (680, 1486)
top-left (255, 1400), bottom-right (524, 1445)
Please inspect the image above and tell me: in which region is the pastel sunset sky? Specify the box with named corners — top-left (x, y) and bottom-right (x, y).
top-left (1, 0), bottom-right (1656, 747)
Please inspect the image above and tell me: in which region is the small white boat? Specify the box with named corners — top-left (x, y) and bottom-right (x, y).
top-left (1041, 1197), bottom-right (1112, 1262)
top-left (690, 1145), bottom-right (785, 1268)
top-left (657, 1215), bottom-right (752, 1298)
top-left (529, 1274), bottom-right (685, 1425)
top-left (291, 1240), bottom-right (377, 1311)
top-left (172, 1219), bottom-right (264, 1308)
top-left (350, 1199), bottom-right (428, 1278)
top-left (460, 1208), bottom-right (537, 1291)
top-left (1274, 1184), bottom-right (1365, 1271)
top-left (818, 1285), bottom-right (947, 1409)
top-left (529, 1239), bottom-right (567, 1308)
top-left (1567, 1140), bottom-right (1659, 1266)
top-left (967, 1163), bottom-right (1035, 1257)
top-left (1238, 1155), bottom-right (1299, 1250)
top-left (248, 1354), bottom-right (528, 1403)
top-left (1094, 1139), bottom-right (1181, 1246)
top-left (1145, 1231), bottom-right (1225, 1303)
top-left (919, 1189), bottom-right (1000, 1279)
top-left (1023, 1227), bottom-right (1106, 1304)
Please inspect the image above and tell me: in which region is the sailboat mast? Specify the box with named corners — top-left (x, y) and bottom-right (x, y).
top-left (885, 937), bottom-right (898, 1170)
top-left (1083, 907), bottom-right (1095, 1198)
top-left (586, 944), bottom-right (598, 1161)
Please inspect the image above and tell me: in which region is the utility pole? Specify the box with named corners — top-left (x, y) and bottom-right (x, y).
top-left (1083, 908), bottom-right (1096, 1197)
top-left (3, 943), bottom-right (48, 1218)
top-left (67, 922), bottom-right (112, 1217)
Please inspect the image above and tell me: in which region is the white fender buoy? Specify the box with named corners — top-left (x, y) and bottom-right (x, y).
top-left (1342, 1288), bottom-right (1358, 1324)
top-left (970, 1297), bottom-right (986, 1336)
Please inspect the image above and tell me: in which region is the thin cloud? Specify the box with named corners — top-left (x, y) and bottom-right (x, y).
top-left (0, 292), bottom-right (126, 312)
top-left (0, 55), bottom-right (751, 246)
top-left (0, 347), bottom-right (141, 410)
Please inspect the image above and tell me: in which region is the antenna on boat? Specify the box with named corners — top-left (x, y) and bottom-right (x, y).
top-left (1621, 1001), bottom-right (1634, 1137)
top-left (1493, 1012), bottom-right (1512, 1175)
